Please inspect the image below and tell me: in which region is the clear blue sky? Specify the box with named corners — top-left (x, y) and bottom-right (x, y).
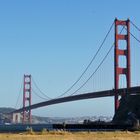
top-left (0, 0), bottom-right (140, 117)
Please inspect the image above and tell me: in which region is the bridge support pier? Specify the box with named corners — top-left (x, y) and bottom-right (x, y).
top-left (114, 18), bottom-right (131, 113)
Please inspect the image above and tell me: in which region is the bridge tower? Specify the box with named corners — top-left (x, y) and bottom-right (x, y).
top-left (23, 74), bottom-right (32, 124)
top-left (114, 18), bottom-right (131, 112)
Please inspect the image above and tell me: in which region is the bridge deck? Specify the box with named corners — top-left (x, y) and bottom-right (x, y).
top-left (13, 86), bottom-right (140, 113)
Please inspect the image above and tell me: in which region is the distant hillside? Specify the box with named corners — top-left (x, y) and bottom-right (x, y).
top-left (0, 107), bottom-right (112, 124)
top-left (0, 107), bottom-right (15, 114)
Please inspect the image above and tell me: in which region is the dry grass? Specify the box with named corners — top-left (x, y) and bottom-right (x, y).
top-left (0, 131), bottom-right (140, 140)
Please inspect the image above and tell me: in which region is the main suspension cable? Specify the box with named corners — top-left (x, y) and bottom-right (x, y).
top-left (68, 26), bottom-right (125, 96)
top-left (56, 21), bottom-right (114, 98)
top-left (32, 77), bottom-right (52, 99)
top-left (32, 88), bottom-right (49, 100)
top-left (130, 20), bottom-right (140, 32)
top-left (30, 21), bottom-right (114, 100)
top-left (130, 31), bottom-right (140, 43)
top-left (124, 26), bottom-right (140, 44)
top-left (69, 43), bottom-right (114, 96)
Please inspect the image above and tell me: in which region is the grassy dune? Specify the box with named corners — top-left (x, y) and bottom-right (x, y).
top-left (0, 131), bottom-right (140, 140)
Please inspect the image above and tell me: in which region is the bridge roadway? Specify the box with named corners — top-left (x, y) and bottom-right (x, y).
top-left (13, 86), bottom-right (140, 113)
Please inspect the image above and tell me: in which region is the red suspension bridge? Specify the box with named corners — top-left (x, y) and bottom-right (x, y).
top-left (12, 18), bottom-right (140, 124)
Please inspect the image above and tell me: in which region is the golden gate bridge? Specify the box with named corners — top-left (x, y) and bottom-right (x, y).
top-left (11, 18), bottom-right (140, 124)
